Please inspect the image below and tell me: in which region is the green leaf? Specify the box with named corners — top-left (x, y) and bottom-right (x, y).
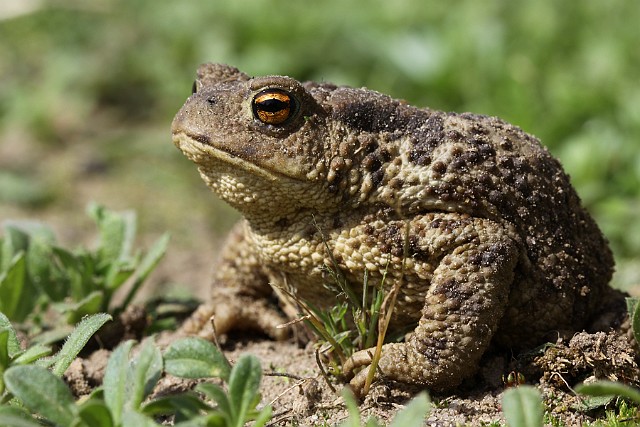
top-left (339, 389), bottom-right (367, 427)
top-left (1, 226), bottom-right (29, 270)
top-left (12, 344), bottom-right (52, 365)
top-left (0, 406), bottom-right (42, 427)
top-left (502, 386), bottom-right (544, 427)
top-left (50, 246), bottom-right (82, 300)
top-left (228, 354), bottom-right (263, 427)
top-left (51, 313), bottom-right (112, 376)
top-left (63, 291), bottom-right (105, 324)
top-left (104, 340), bottom-right (136, 425)
top-left (164, 337), bottom-right (231, 381)
top-left (121, 409), bottom-right (159, 427)
top-left (575, 380), bottom-right (640, 404)
top-left (0, 329), bottom-right (10, 368)
top-left (141, 392), bottom-right (209, 420)
top-left (196, 383), bottom-right (232, 421)
top-left (126, 337), bottom-right (163, 410)
top-left (0, 253), bottom-right (30, 322)
top-left (174, 415), bottom-right (226, 427)
top-left (104, 263), bottom-right (135, 291)
top-left (4, 365), bottom-right (76, 426)
top-left (389, 392), bottom-right (431, 427)
top-left (252, 405), bottom-right (273, 427)
top-left (88, 204), bottom-right (136, 267)
top-left (120, 233), bottom-right (170, 309)
top-left (629, 297), bottom-right (640, 346)
top-left (77, 399), bottom-right (114, 427)
top-left (0, 313), bottom-right (20, 356)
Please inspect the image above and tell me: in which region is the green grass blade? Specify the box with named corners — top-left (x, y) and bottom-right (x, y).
top-left (164, 337), bottom-right (231, 380)
top-left (502, 386), bottom-right (543, 427)
top-left (104, 340), bottom-right (136, 425)
top-left (4, 365), bottom-right (75, 426)
top-left (51, 312), bottom-right (112, 376)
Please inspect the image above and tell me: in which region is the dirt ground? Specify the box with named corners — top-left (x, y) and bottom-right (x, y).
top-left (61, 300), bottom-right (639, 427)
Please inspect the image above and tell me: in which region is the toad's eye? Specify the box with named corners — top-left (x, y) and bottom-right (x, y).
top-left (252, 89), bottom-right (296, 125)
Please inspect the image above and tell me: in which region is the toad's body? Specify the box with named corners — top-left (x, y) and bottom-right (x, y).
top-left (171, 64), bottom-right (616, 392)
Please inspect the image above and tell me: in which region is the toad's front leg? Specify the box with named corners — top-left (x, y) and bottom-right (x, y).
top-left (179, 221), bottom-right (289, 341)
top-left (344, 218), bottom-right (520, 395)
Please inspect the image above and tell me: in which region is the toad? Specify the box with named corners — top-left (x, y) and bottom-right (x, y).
top-left (171, 63), bottom-right (620, 393)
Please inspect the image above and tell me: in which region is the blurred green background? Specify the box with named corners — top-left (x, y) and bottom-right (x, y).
top-left (0, 0), bottom-right (638, 293)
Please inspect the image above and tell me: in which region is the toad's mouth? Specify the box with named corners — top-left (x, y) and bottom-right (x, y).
top-left (172, 131), bottom-right (287, 183)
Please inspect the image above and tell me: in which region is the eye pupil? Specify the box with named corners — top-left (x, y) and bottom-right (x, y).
top-left (252, 89), bottom-right (296, 125)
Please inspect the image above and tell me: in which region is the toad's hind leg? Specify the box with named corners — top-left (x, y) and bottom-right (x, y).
top-left (179, 221), bottom-right (289, 341)
top-left (345, 217), bottom-right (520, 394)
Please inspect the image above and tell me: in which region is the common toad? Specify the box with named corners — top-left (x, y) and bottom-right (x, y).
top-left (171, 64), bottom-right (619, 393)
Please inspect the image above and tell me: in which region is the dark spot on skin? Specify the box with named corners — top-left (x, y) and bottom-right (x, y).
top-left (334, 97), bottom-right (411, 133)
top-left (192, 134), bottom-right (211, 144)
top-left (409, 113), bottom-right (446, 165)
top-left (432, 161), bottom-right (447, 175)
top-left (371, 169), bottom-right (385, 188)
top-left (469, 244), bottom-right (507, 267)
top-left (275, 217), bottom-right (290, 228)
top-left (362, 154), bottom-right (382, 172)
top-left (446, 130), bottom-right (463, 141)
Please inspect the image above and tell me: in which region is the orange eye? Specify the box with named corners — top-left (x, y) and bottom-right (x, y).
top-left (252, 89), bottom-right (296, 125)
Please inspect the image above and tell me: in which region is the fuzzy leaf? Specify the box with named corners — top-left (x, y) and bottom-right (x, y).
top-left (0, 406), bottom-right (42, 427)
top-left (0, 253), bottom-right (30, 322)
top-left (120, 233), bottom-right (169, 309)
top-left (164, 337), bottom-right (231, 380)
top-left (4, 365), bottom-right (75, 426)
top-left (104, 340), bottom-right (136, 425)
top-left (88, 204), bottom-right (136, 268)
top-left (126, 338), bottom-right (163, 410)
top-left (77, 399), bottom-right (114, 427)
top-left (141, 391), bottom-right (209, 420)
top-left (12, 344), bottom-right (51, 365)
top-left (51, 313), bottom-right (112, 376)
top-left (196, 383), bottom-right (231, 421)
top-left (0, 313), bottom-right (20, 356)
top-left (502, 386), bottom-right (543, 427)
top-left (63, 291), bottom-right (105, 324)
top-left (228, 354), bottom-right (263, 427)
top-left (576, 380), bottom-right (640, 404)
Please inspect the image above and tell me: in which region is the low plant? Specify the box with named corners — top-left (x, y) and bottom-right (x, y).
top-left (0, 203), bottom-right (169, 325)
top-left (0, 313), bottom-right (111, 403)
top-left (0, 331), bottom-right (271, 427)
